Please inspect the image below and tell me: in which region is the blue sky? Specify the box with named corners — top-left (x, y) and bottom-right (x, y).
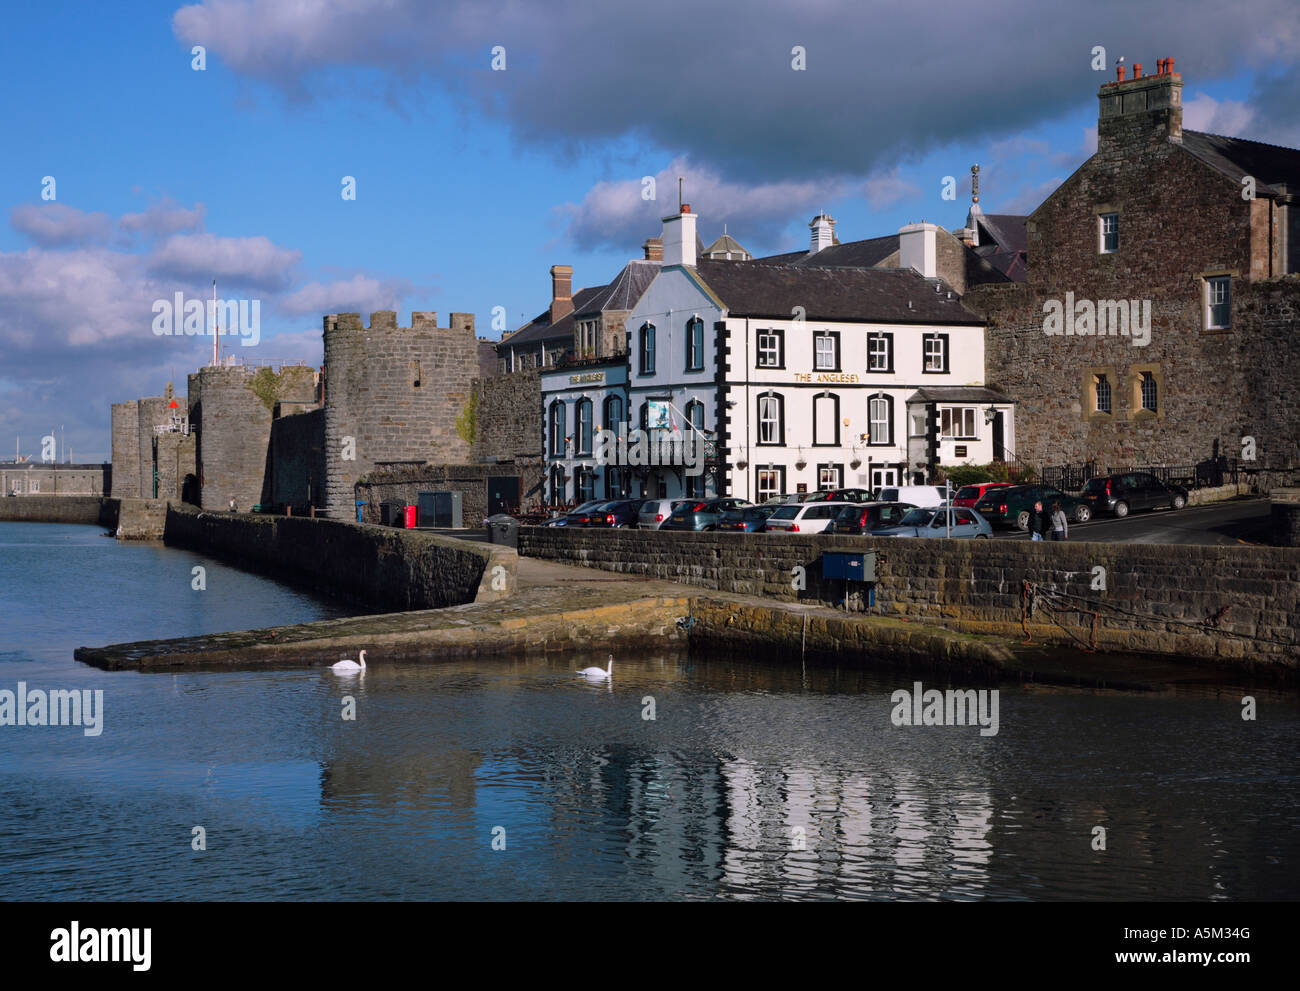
top-left (1, 0), bottom-right (1295, 461)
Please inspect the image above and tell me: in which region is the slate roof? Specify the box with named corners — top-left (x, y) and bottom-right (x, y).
top-left (692, 260), bottom-right (982, 325)
top-left (703, 233), bottom-right (752, 258)
top-left (503, 285), bottom-right (606, 348)
top-left (1181, 130), bottom-right (1300, 195)
top-left (907, 386), bottom-right (1015, 404)
top-left (574, 259), bottom-right (660, 316)
top-left (757, 233), bottom-right (900, 268)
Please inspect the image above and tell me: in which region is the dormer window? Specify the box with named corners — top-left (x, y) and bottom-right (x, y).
top-left (1099, 212), bottom-right (1119, 254)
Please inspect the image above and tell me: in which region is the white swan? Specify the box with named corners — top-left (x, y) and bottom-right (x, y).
top-left (331, 649), bottom-right (367, 675)
top-left (577, 654), bottom-right (613, 681)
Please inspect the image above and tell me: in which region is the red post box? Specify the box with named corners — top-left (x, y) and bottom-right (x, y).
top-left (404, 504), bottom-right (418, 528)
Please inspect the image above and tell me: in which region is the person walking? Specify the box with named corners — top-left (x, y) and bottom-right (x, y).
top-left (1049, 501), bottom-right (1069, 541)
top-left (1028, 500), bottom-right (1048, 541)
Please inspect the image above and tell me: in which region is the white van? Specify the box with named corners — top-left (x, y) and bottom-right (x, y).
top-left (874, 485), bottom-right (947, 507)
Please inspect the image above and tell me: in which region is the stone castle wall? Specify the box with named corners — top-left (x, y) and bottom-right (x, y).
top-left (270, 407), bottom-right (326, 511)
top-left (190, 365), bottom-right (317, 510)
top-left (135, 397), bottom-right (170, 498)
top-left (472, 367), bottom-right (542, 461)
top-left (321, 311), bottom-right (478, 519)
top-left (111, 401), bottom-right (140, 498)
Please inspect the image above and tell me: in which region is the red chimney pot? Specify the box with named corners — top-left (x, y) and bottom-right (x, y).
top-left (1167, 57), bottom-right (1174, 73)
top-left (681, 203), bottom-right (691, 214)
top-left (1133, 63), bottom-right (1142, 78)
top-left (1117, 65), bottom-right (1125, 82)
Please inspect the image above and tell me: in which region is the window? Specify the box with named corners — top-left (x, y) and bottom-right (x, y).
top-left (1095, 374), bottom-right (1111, 414)
top-left (550, 465), bottom-right (567, 504)
top-left (576, 466), bottom-right (596, 503)
top-left (940, 407), bottom-right (977, 439)
top-left (577, 320), bottom-right (597, 355)
top-left (817, 464), bottom-right (842, 490)
top-left (757, 467), bottom-right (785, 502)
top-left (813, 393), bottom-right (839, 446)
top-left (639, 323), bottom-right (656, 375)
top-left (686, 317), bottom-right (705, 371)
top-left (757, 393), bottom-right (784, 445)
top-left (603, 395), bottom-right (624, 437)
top-left (867, 332), bottom-right (893, 372)
top-left (576, 398), bottom-right (593, 455)
top-left (867, 394), bottom-right (893, 446)
top-left (30, 479), bottom-right (39, 493)
top-left (605, 466), bottom-right (624, 499)
top-left (814, 332), bottom-right (839, 371)
top-left (685, 472), bottom-right (705, 498)
top-left (757, 329), bottom-right (784, 368)
top-left (922, 333), bottom-right (949, 373)
top-left (909, 410), bottom-right (927, 437)
top-left (1206, 276), bottom-right (1231, 330)
top-left (1140, 371), bottom-right (1158, 412)
top-left (548, 401), bottom-right (567, 457)
top-left (686, 399), bottom-right (705, 434)
top-left (1099, 212), bottom-right (1119, 253)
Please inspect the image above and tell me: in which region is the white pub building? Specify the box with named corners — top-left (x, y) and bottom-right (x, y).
top-left (540, 206), bottom-right (1016, 504)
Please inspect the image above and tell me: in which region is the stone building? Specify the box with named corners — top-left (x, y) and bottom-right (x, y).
top-left (2, 462), bottom-right (109, 497)
top-left (110, 383), bottom-right (196, 501)
top-left (965, 57), bottom-right (1300, 475)
top-left (321, 311), bottom-right (478, 519)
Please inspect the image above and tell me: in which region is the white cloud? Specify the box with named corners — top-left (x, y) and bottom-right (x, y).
top-left (10, 204), bottom-right (114, 248)
top-left (279, 274), bottom-right (410, 315)
top-left (1183, 91), bottom-right (1258, 137)
top-left (119, 198), bottom-right (207, 238)
top-left (146, 232), bottom-right (301, 291)
top-left (864, 169), bottom-right (922, 210)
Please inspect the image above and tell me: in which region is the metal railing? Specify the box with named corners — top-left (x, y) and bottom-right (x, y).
top-left (1041, 458), bottom-right (1239, 492)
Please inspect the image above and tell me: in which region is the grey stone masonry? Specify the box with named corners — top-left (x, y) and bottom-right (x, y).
top-left (322, 311), bottom-right (477, 518)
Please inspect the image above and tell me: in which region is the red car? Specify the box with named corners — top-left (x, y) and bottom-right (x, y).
top-left (951, 482), bottom-right (1014, 508)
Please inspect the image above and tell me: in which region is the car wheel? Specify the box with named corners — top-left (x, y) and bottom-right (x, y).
top-left (1113, 501), bottom-right (1129, 518)
top-left (1171, 494), bottom-right (1186, 510)
top-left (976, 533), bottom-right (990, 539)
top-left (1015, 510), bottom-right (1030, 531)
top-left (1073, 504), bottom-right (1092, 523)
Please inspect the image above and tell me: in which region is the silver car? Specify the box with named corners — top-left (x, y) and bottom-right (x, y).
top-left (637, 498), bottom-right (690, 530)
top-left (872, 506), bottom-right (994, 539)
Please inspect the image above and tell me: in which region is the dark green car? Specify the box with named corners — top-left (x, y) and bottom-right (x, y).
top-left (973, 483), bottom-right (1092, 530)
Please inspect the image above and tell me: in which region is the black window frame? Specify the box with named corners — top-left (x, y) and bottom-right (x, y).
top-left (922, 333), bottom-right (950, 374)
top-left (756, 391), bottom-right (785, 447)
top-left (686, 316), bottom-right (705, 372)
top-left (866, 331), bottom-right (894, 373)
top-left (639, 322), bottom-right (656, 375)
top-left (575, 397), bottom-right (594, 456)
top-left (548, 400), bottom-right (567, 457)
top-left (756, 328), bottom-right (785, 369)
top-left (813, 330), bottom-right (841, 372)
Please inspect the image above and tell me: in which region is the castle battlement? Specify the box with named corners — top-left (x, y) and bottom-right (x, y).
top-left (324, 311), bottom-right (477, 334)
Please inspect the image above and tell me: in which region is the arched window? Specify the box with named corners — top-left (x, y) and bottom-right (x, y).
top-left (686, 316), bottom-right (705, 371)
top-left (685, 398), bottom-right (705, 433)
top-left (813, 392), bottom-right (839, 446)
top-left (576, 398), bottom-right (593, 455)
top-left (639, 323), bottom-right (656, 375)
top-left (549, 401), bottom-right (567, 457)
top-left (603, 394), bottom-right (624, 438)
top-left (550, 465), bottom-right (567, 505)
top-left (867, 394), bottom-right (893, 446)
top-left (757, 392), bottom-right (784, 446)
top-left (1140, 371), bottom-right (1158, 412)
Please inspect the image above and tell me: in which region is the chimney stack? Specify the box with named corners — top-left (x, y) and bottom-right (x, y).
top-left (661, 205), bottom-right (697, 267)
top-left (1098, 54), bottom-right (1182, 152)
top-left (550, 265), bottom-right (573, 324)
top-left (809, 213), bottom-right (835, 254)
top-left (643, 237), bottom-right (663, 261)
top-left (898, 222), bottom-right (939, 279)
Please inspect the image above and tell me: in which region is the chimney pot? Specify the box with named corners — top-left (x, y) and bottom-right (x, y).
top-left (1133, 63), bottom-right (1142, 78)
top-left (681, 203), bottom-right (691, 214)
top-left (1117, 65), bottom-right (1125, 82)
top-left (1166, 57), bottom-right (1174, 73)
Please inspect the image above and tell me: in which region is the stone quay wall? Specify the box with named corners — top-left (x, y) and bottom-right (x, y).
top-left (517, 528), bottom-right (1300, 669)
top-left (163, 504), bottom-right (512, 610)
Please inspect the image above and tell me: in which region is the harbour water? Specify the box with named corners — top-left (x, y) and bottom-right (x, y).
top-left (0, 521), bottom-right (1296, 900)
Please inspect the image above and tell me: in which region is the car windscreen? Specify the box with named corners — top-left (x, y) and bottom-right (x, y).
top-left (899, 508), bottom-right (935, 526)
top-left (771, 506), bottom-right (800, 520)
top-left (954, 486), bottom-right (980, 500)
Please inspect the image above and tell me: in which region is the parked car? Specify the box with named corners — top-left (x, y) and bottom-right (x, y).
top-left (872, 506), bottom-right (994, 539)
top-left (637, 498), bottom-right (690, 530)
top-left (803, 487), bottom-right (876, 503)
top-left (762, 501), bottom-right (855, 534)
top-left (1080, 472), bottom-right (1188, 518)
top-left (952, 481), bottom-right (1014, 508)
top-left (717, 506), bottom-right (777, 533)
top-left (826, 501), bottom-right (917, 535)
top-left (761, 493), bottom-right (806, 506)
top-left (660, 497), bottom-right (754, 531)
top-left (973, 484), bottom-right (1092, 530)
top-left (548, 500), bottom-right (606, 526)
top-left (873, 485), bottom-right (948, 507)
top-left (585, 499), bottom-right (642, 528)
